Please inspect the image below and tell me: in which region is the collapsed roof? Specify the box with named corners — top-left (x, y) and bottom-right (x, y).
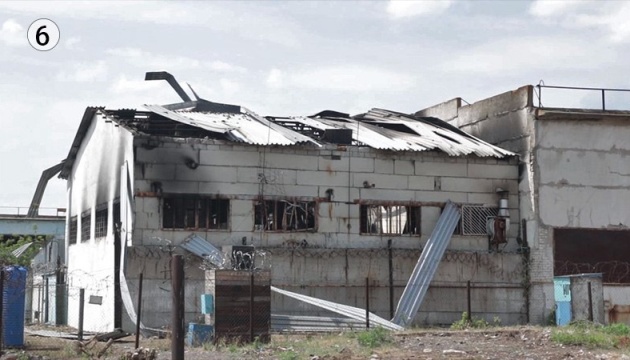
top-left (59, 97), bottom-right (515, 179)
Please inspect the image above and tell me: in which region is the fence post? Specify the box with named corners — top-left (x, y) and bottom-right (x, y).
top-left (467, 281), bottom-right (472, 322)
top-left (588, 282), bottom-right (593, 322)
top-left (388, 239), bottom-right (394, 319)
top-left (78, 288), bottom-right (85, 341)
top-left (365, 277), bottom-right (370, 329)
top-left (249, 273), bottom-right (254, 343)
top-left (135, 272), bottom-right (143, 349)
top-left (171, 255), bottom-right (184, 360)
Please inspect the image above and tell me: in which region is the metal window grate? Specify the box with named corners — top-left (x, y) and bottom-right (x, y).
top-left (461, 205), bottom-right (498, 235)
top-left (95, 208), bottom-right (108, 238)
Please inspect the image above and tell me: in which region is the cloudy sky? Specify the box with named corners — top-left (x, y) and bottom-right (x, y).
top-left (1, 0), bottom-right (629, 212)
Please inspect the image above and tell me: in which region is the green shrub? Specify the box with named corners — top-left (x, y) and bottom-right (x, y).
top-left (450, 312), bottom-right (496, 330)
top-left (356, 327), bottom-right (392, 348)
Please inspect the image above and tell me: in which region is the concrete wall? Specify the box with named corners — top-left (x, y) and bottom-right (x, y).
top-left (418, 85), bottom-right (630, 324)
top-left (416, 86), bottom-right (546, 322)
top-left (65, 111), bottom-right (134, 332)
top-left (270, 248), bottom-right (526, 325)
top-left (128, 138), bottom-right (522, 327)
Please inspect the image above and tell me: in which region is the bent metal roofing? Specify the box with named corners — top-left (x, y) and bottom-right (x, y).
top-left (59, 100), bottom-right (514, 178)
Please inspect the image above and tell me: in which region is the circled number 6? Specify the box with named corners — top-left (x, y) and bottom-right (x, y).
top-left (36, 25), bottom-right (49, 46)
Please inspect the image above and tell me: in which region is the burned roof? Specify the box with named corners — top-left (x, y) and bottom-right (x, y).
top-left (59, 100), bottom-right (514, 178)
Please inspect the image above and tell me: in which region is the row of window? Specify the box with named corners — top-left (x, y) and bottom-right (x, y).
top-left (68, 195), bottom-right (491, 244)
top-left (68, 206), bottom-right (116, 244)
top-left (161, 195), bottom-right (454, 236)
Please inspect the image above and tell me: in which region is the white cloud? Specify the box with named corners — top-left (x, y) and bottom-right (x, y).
top-left (529, 0), bottom-right (582, 17)
top-left (56, 61), bottom-right (108, 82)
top-left (529, 1), bottom-right (630, 43)
top-left (0, 2), bottom-right (301, 47)
top-left (266, 68), bottom-right (284, 89)
top-left (106, 48), bottom-right (247, 73)
top-left (387, 0), bottom-right (452, 18)
top-left (110, 74), bottom-right (162, 94)
top-left (267, 65), bottom-right (415, 92)
top-left (442, 35), bottom-right (616, 74)
top-left (0, 19), bottom-right (24, 47)
top-left (573, 3), bottom-right (630, 43)
top-left (65, 36), bottom-right (81, 50)
top-left (220, 78), bottom-right (239, 96)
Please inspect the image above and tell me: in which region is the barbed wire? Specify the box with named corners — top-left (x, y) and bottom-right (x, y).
top-left (555, 260), bottom-right (630, 284)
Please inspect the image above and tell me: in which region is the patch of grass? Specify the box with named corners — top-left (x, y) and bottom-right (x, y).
top-left (277, 350), bottom-right (299, 360)
top-left (356, 327), bottom-right (392, 348)
top-left (551, 321), bottom-right (630, 349)
top-left (450, 312), bottom-right (500, 330)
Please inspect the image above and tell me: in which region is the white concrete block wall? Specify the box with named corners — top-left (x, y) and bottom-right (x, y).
top-left (125, 139), bottom-right (523, 326)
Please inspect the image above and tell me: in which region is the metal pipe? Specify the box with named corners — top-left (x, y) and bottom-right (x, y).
top-left (388, 239), bottom-right (394, 319)
top-left (78, 288), bottom-right (85, 341)
top-left (135, 273), bottom-right (143, 349)
top-left (537, 84), bottom-right (630, 92)
top-left (171, 255), bottom-right (185, 360)
top-left (588, 282), bottom-right (593, 322)
top-left (602, 89), bottom-right (606, 111)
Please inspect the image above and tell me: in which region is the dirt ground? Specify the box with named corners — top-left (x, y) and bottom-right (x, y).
top-left (4, 326), bottom-right (630, 360)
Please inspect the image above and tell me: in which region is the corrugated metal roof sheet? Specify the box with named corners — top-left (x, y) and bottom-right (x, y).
top-left (179, 234), bottom-right (225, 267)
top-left (392, 201), bottom-right (461, 327)
top-left (271, 286), bottom-right (403, 331)
top-left (358, 109), bottom-right (514, 157)
top-left (144, 104), bottom-right (321, 147)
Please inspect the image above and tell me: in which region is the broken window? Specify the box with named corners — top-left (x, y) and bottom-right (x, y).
top-left (162, 195), bottom-right (229, 230)
top-left (81, 211), bottom-right (91, 242)
top-left (360, 205), bottom-right (420, 235)
top-left (95, 207), bottom-right (108, 238)
top-left (254, 200), bottom-right (316, 232)
top-left (69, 216), bottom-right (78, 245)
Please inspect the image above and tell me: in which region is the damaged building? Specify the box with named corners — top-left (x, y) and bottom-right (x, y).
top-left (417, 85), bottom-right (630, 324)
top-left (59, 74), bottom-right (524, 332)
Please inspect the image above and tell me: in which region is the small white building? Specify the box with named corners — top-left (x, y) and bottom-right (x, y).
top-left (418, 85), bottom-right (630, 324)
top-left (59, 85), bottom-right (522, 332)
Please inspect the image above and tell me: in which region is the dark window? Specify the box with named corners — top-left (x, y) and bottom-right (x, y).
top-left (255, 200), bottom-right (316, 232)
top-left (95, 208), bottom-right (108, 238)
top-left (69, 216), bottom-right (78, 245)
top-left (163, 195), bottom-right (229, 230)
top-left (360, 205), bottom-right (420, 235)
top-left (81, 211), bottom-right (91, 242)
top-left (554, 228), bottom-right (630, 284)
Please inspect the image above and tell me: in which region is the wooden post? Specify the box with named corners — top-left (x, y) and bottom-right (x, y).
top-left (78, 288), bottom-right (85, 341)
top-left (365, 277), bottom-right (370, 329)
top-left (249, 273), bottom-right (254, 342)
top-left (135, 273), bottom-right (143, 349)
top-left (467, 281), bottom-right (472, 322)
top-left (171, 255), bottom-right (185, 360)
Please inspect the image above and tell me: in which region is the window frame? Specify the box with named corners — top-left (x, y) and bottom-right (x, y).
top-left (359, 204), bottom-right (421, 236)
top-left (254, 199), bottom-right (317, 232)
top-left (162, 194), bottom-right (230, 231)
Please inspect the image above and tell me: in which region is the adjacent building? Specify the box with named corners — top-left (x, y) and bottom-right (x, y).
top-left (417, 85), bottom-right (630, 324)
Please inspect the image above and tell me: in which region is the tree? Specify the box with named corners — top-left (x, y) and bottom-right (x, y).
top-left (0, 235), bottom-right (49, 267)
